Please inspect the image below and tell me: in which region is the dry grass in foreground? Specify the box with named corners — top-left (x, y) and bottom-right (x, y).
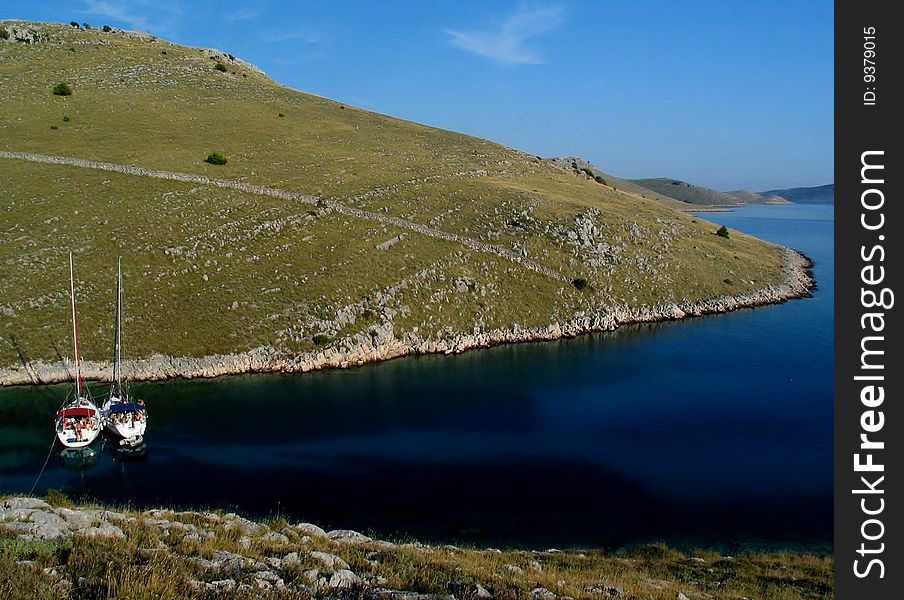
top-left (1, 493), bottom-right (832, 600)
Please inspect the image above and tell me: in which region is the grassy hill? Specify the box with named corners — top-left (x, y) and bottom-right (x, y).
top-left (550, 157), bottom-right (696, 212)
top-left (629, 178), bottom-right (742, 206)
top-left (0, 21), bottom-right (792, 376)
top-left (761, 184), bottom-right (834, 203)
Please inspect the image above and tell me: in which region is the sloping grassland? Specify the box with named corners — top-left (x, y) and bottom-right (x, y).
top-left (0, 22), bottom-right (792, 379)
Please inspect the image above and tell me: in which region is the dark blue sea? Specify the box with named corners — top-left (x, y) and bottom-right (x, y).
top-left (0, 203), bottom-right (834, 552)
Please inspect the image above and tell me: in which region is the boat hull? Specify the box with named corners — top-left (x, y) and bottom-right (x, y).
top-left (56, 400), bottom-right (102, 449)
top-left (102, 397), bottom-right (148, 440)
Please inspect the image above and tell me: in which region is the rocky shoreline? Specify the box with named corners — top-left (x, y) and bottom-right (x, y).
top-left (0, 496), bottom-right (832, 600)
top-left (0, 248), bottom-right (813, 387)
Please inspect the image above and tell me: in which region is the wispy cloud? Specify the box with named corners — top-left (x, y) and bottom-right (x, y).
top-left (445, 4), bottom-right (564, 65)
top-left (262, 30), bottom-right (325, 44)
top-left (226, 8), bottom-right (263, 23)
top-left (79, 0), bottom-right (179, 33)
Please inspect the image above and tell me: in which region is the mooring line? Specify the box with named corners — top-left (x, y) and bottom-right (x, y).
top-left (28, 434), bottom-right (57, 496)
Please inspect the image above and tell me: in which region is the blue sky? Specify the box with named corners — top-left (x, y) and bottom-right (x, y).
top-left (3, 1), bottom-right (833, 191)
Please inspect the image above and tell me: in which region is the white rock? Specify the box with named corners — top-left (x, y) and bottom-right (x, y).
top-left (2, 498), bottom-right (52, 511)
top-left (294, 522), bottom-right (327, 537)
top-left (327, 529), bottom-right (372, 544)
top-left (529, 587), bottom-right (557, 600)
top-left (260, 531), bottom-right (289, 544)
top-left (310, 550), bottom-right (349, 570)
top-left (329, 569), bottom-right (363, 589)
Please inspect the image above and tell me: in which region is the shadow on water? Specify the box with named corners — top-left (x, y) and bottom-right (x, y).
top-left (0, 204), bottom-right (834, 552)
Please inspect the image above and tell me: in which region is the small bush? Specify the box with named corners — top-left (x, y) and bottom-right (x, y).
top-left (161, 50), bottom-right (167, 55)
top-left (312, 334), bottom-right (333, 346)
top-left (278, 113), bottom-right (285, 117)
top-left (723, 278), bottom-right (733, 285)
top-left (204, 151), bottom-right (228, 165)
top-left (0, 27), bottom-right (9, 40)
top-left (62, 115), bottom-right (70, 122)
top-left (572, 277), bottom-right (589, 291)
top-left (44, 488), bottom-right (73, 507)
top-left (102, 25), bottom-right (112, 32)
top-left (52, 82), bottom-right (73, 96)
top-left (69, 21), bottom-right (79, 28)
top-left (214, 62), bottom-right (227, 72)
top-left (594, 175), bottom-right (607, 185)
top-left (49, 125), bottom-right (58, 130)
top-left (716, 225), bottom-right (730, 239)
top-left (0, 538), bottom-right (63, 562)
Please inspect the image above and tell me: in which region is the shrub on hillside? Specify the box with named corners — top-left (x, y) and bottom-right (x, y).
top-left (716, 225), bottom-right (730, 239)
top-left (594, 175), bottom-right (607, 185)
top-left (102, 25), bottom-right (112, 32)
top-left (52, 82), bottom-right (73, 96)
top-left (69, 21), bottom-right (79, 28)
top-left (312, 334), bottom-right (333, 346)
top-left (572, 277), bottom-right (589, 291)
top-left (214, 62), bottom-right (227, 72)
top-left (205, 152), bottom-right (228, 165)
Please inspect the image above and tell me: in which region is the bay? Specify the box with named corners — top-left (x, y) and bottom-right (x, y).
top-left (0, 203), bottom-right (834, 551)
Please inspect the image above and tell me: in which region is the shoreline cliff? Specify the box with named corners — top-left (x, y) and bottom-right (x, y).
top-left (0, 249), bottom-right (813, 387)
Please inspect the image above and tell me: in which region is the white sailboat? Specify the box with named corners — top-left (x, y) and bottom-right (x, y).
top-left (102, 257), bottom-right (147, 445)
top-left (55, 252), bottom-right (102, 449)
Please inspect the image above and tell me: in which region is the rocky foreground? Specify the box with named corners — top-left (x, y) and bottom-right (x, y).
top-left (1, 496), bottom-right (831, 600)
top-left (0, 250), bottom-right (813, 387)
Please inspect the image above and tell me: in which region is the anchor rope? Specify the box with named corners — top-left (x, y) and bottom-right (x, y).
top-left (29, 433), bottom-right (57, 496)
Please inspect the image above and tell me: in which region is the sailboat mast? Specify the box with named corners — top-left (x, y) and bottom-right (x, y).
top-left (69, 251), bottom-right (82, 398)
top-left (116, 257), bottom-right (123, 393)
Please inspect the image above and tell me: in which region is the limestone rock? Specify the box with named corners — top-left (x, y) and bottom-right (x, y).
top-left (294, 522), bottom-right (328, 537)
top-left (586, 584), bottom-right (624, 597)
top-left (529, 586), bottom-right (557, 600)
top-left (329, 568), bottom-right (363, 589)
top-left (311, 550), bottom-right (350, 570)
top-left (2, 498), bottom-right (52, 511)
top-left (260, 531), bottom-right (290, 544)
top-left (327, 529), bottom-right (372, 544)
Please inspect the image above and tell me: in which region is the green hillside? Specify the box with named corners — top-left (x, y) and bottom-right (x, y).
top-left (0, 21), bottom-right (789, 373)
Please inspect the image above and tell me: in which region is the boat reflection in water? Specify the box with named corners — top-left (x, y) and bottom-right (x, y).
top-left (58, 446), bottom-right (98, 471)
top-left (112, 439), bottom-right (148, 463)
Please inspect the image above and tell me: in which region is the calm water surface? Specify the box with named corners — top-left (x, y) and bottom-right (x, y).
top-left (0, 203), bottom-right (834, 551)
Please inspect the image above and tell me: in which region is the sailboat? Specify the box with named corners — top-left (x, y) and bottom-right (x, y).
top-left (102, 257), bottom-right (147, 445)
top-left (55, 252), bottom-right (102, 449)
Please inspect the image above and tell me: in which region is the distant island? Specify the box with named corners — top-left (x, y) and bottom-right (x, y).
top-left (555, 158), bottom-right (832, 208)
top-left (761, 184), bottom-right (835, 203)
top-left (0, 21), bottom-right (814, 385)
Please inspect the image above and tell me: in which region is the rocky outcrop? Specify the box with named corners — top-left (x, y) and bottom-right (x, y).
top-left (0, 22), bottom-right (49, 44)
top-left (0, 247), bottom-right (814, 386)
top-left (0, 498), bottom-right (479, 599)
top-left (0, 497), bottom-right (124, 541)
